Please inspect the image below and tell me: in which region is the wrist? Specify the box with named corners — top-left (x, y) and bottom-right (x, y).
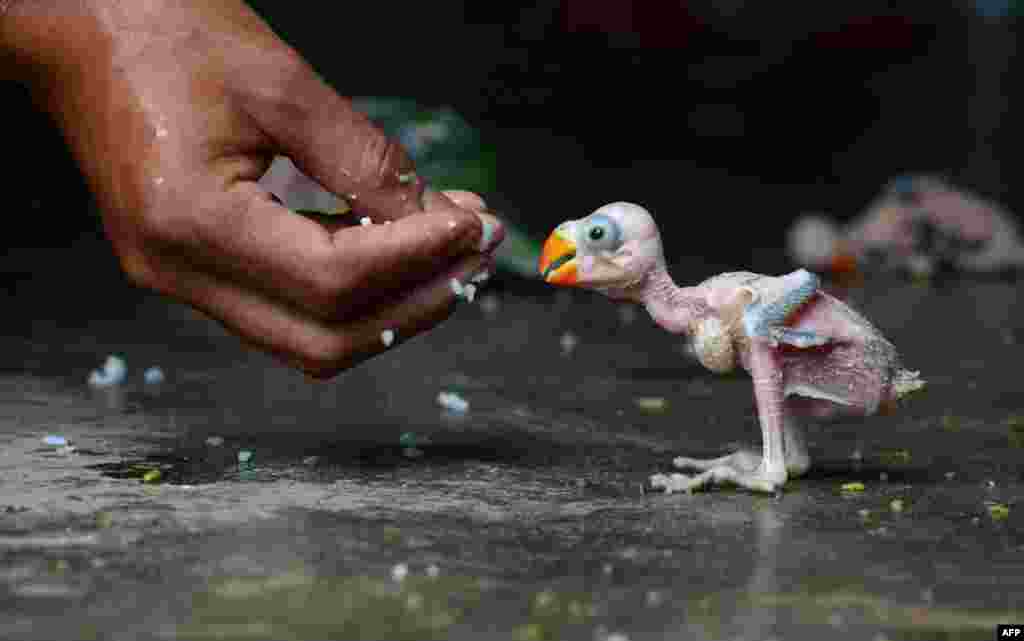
top-left (0, 1), bottom-right (112, 90)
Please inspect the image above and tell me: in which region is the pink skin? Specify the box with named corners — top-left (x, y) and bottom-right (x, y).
top-left (548, 202), bottom-right (924, 493)
top-left (843, 177), bottom-right (1022, 273)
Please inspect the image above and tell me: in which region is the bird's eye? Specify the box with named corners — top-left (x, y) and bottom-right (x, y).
top-left (579, 214), bottom-right (622, 252)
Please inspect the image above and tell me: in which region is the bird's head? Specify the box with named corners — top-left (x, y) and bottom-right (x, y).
top-left (538, 202), bottom-right (663, 299)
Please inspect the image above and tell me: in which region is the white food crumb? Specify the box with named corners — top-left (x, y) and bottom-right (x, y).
top-left (436, 391), bottom-right (469, 413)
top-left (426, 564), bottom-right (440, 578)
top-left (143, 367), bottom-right (165, 384)
top-left (470, 270), bottom-right (490, 284)
top-left (359, 216), bottom-right (372, 226)
top-left (464, 283), bottom-right (477, 303)
top-left (560, 332), bottom-right (578, 356)
top-left (391, 563), bottom-right (408, 582)
top-left (88, 355), bottom-right (127, 387)
top-left (380, 329), bottom-right (395, 347)
top-left (205, 436), bottom-right (225, 447)
top-left (448, 220), bottom-right (457, 229)
top-left (450, 278), bottom-right (464, 296)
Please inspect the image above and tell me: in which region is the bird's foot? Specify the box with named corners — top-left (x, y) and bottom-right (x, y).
top-left (649, 462), bottom-right (786, 494)
top-left (673, 449), bottom-right (761, 474)
top-left (673, 445), bottom-right (810, 478)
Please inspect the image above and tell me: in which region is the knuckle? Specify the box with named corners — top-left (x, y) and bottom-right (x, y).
top-left (362, 134), bottom-right (409, 188)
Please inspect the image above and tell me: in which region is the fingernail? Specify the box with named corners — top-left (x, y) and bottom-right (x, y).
top-left (476, 214), bottom-right (504, 253)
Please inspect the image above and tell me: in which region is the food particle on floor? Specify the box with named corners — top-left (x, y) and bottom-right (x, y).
top-left (987, 503), bottom-right (1010, 520)
top-left (841, 482), bottom-right (866, 493)
top-left (142, 469), bottom-right (162, 484)
top-left (436, 391), bottom-right (469, 413)
top-left (889, 499), bottom-right (905, 512)
top-left (559, 331), bottom-right (578, 356)
top-left (391, 562), bottom-right (408, 582)
top-left (205, 436), bottom-right (224, 447)
top-left (88, 355), bottom-right (126, 387)
top-left (634, 397), bottom-right (668, 413)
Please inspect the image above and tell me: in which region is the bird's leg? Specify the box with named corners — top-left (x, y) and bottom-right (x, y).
top-left (743, 269), bottom-right (829, 349)
top-left (671, 414), bottom-right (811, 478)
top-left (650, 342), bottom-right (789, 494)
top-left (781, 416), bottom-right (811, 477)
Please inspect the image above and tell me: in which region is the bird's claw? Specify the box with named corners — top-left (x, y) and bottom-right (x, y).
top-left (649, 467), bottom-right (783, 494)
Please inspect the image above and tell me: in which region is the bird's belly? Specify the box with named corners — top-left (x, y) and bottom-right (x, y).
top-left (779, 342), bottom-right (890, 414)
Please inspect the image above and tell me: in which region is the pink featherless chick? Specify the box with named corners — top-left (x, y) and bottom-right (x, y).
top-left (789, 175), bottom-right (1024, 279)
top-left (538, 202), bottom-right (926, 494)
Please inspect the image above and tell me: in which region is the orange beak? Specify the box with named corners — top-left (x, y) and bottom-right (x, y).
top-left (538, 228), bottom-right (578, 286)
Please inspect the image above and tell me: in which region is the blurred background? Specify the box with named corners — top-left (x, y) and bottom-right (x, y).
top-left (2, 0), bottom-right (1021, 273)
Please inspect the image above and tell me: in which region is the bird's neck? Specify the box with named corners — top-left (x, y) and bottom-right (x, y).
top-left (639, 266), bottom-right (706, 334)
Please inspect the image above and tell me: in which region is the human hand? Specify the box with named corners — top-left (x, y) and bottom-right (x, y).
top-left (1, 0), bottom-right (503, 377)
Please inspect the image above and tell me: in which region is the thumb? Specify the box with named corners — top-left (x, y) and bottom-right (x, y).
top-left (243, 57), bottom-right (426, 222)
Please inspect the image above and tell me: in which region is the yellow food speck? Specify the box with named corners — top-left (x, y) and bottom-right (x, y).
top-left (142, 469), bottom-right (162, 484)
top-left (988, 503), bottom-right (1010, 520)
top-left (634, 397), bottom-right (669, 413)
top-left (840, 482), bottom-right (865, 492)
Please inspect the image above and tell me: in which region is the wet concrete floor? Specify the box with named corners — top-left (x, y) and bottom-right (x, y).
top-left (1, 242), bottom-right (1022, 640)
